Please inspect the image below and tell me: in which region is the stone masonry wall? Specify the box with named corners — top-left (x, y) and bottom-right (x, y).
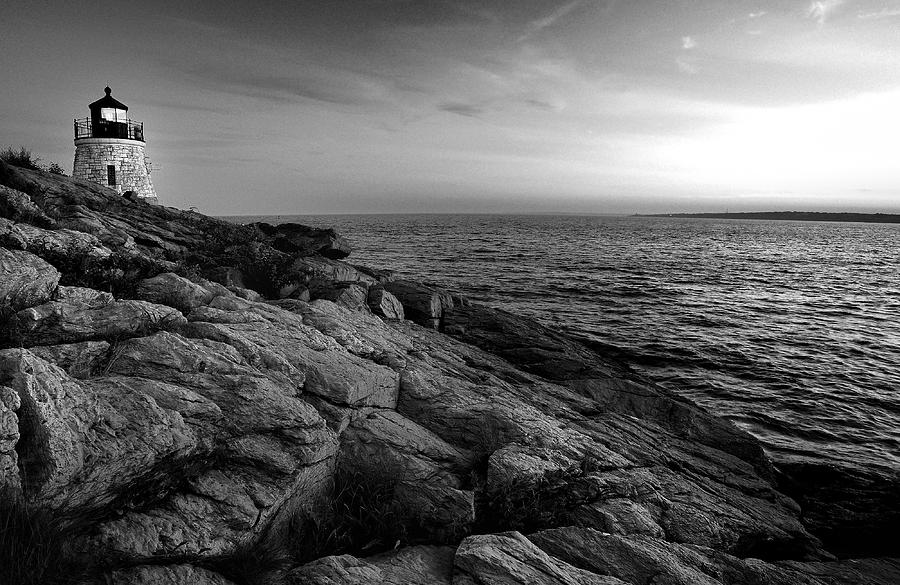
top-left (73, 138), bottom-right (158, 204)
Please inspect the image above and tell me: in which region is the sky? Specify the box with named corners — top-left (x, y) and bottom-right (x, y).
top-left (1, 0), bottom-right (899, 215)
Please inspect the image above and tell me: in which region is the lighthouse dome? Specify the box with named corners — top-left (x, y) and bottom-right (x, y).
top-left (89, 86), bottom-right (128, 123)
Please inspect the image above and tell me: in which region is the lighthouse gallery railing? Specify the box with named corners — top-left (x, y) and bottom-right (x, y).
top-left (74, 118), bottom-right (144, 142)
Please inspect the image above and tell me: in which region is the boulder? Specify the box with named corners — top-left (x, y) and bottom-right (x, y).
top-left (529, 526), bottom-right (900, 585)
top-left (0, 247), bottom-right (59, 314)
top-left (0, 217), bottom-right (113, 264)
top-left (292, 257), bottom-right (378, 287)
top-left (86, 329), bottom-right (338, 559)
top-left (28, 340), bottom-right (111, 378)
top-left (366, 286), bottom-right (404, 320)
top-left (287, 555), bottom-right (383, 584)
top-left (341, 409), bottom-right (474, 540)
top-left (779, 558), bottom-right (900, 585)
top-left (254, 222), bottom-right (352, 259)
top-left (311, 281), bottom-right (370, 311)
top-left (227, 284), bottom-right (263, 301)
top-left (390, 320), bottom-right (823, 559)
top-left (453, 531), bottom-right (626, 585)
top-left (136, 272), bottom-right (216, 313)
top-left (383, 280), bottom-right (454, 329)
top-left (0, 349), bottom-right (202, 510)
top-left (182, 300), bottom-right (399, 408)
top-left (0, 384), bottom-right (20, 491)
top-left (104, 564), bottom-right (237, 585)
top-left (0, 183), bottom-right (53, 226)
top-left (442, 304), bottom-right (771, 476)
top-left (187, 306), bottom-right (269, 325)
top-left (353, 264), bottom-right (396, 284)
top-left (286, 546), bottom-right (455, 585)
top-left (9, 292), bottom-right (186, 347)
top-left (278, 299), bottom-right (411, 372)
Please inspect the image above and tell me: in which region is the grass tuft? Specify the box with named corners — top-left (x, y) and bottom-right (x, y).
top-left (0, 490), bottom-right (93, 585)
top-left (205, 537), bottom-right (292, 585)
top-left (294, 459), bottom-right (409, 562)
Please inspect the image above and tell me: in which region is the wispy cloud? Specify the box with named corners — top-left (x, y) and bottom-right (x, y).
top-left (681, 36), bottom-right (697, 50)
top-left (167, 61), bottom-right (392, 106)
top-left (519, 0), bottom-right (582, 41)
top-left (439, 102), bottom-right (484, 117)
top-left (748, 11), bottom-right (768, 19)
top-left (857, 8), bottom-right (900, 19)
top-left (524, 98), bottom-right (567, 112)
top-left (807, 0), bottom-right (846, 24)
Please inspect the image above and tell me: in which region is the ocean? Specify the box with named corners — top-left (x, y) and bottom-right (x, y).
top-left (231, 214), bottom-right (900, 474)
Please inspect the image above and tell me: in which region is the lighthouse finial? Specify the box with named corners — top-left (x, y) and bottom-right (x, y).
top-left (104, 86), bottom-right (111, 96)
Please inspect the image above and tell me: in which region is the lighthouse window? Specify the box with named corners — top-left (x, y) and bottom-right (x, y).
top-left (107, 165), bottom-right (116, 186)
top-left (100, 108), bottom-right (126, 122)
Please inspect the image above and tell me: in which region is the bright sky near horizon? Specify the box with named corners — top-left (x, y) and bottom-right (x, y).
top-left (2, 0), bottom-right (898, 214)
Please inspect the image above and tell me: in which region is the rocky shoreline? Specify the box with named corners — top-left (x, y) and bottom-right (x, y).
top-left (0, 159), bottom-right (897, 584)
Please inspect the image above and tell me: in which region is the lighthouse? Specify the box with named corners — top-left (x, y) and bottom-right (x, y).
top-left (73, 87), bottom-right (158, 204)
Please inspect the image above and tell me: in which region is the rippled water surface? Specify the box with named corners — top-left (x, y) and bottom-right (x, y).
top-left (237, 214), bottom-right (900, 471)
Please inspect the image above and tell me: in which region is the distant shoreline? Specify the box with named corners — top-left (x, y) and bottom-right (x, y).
top-left (637, 211), bottom-right (900, 224)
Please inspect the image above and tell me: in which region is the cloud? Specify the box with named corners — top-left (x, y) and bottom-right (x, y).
top-left (519, 0), bottom-right (581, 41)
top-left (524, 98), bottom-right (566, 112)
top-left (807, 0), bottom-right (846, 24)
top-left (748, 11), bottom-right (768, 18)
top-left (676, 57), bottom-right (699, 74)
top-left (439, 102), bottom-right (484, 117)
top-left (857, 8), bottom-right (900, 19)
top-left (170, 64), bottom-right (391, 106)
top-left (681, 36), bottom-right (697, 50)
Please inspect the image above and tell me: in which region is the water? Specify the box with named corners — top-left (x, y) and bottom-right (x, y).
top-left (234, 214), bottom-right (900, 473)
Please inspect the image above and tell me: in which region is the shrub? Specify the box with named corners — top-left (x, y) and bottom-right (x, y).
top-left (176, 219), bottom-right (312, 300)
top-left (46, 163), bottom-right (66, 176)
top-left (0, 146), bottom-right (41, 171)
top-left (0, 491), bottom-right (93, 585)
top-left (0, 146), bottom-right (66, 176)
top-left (51, 246), bottom-right (162, 299)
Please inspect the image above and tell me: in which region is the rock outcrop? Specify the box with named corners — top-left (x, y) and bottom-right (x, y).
top-left (253, 222), bottom-right (352, 260)
top-left (0, 159), bottom-right (895, 584)
top-left (0, 247), bottom-right (59, 315)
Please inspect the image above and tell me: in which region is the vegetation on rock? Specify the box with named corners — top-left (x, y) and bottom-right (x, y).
top-left (0, 147), bottom-right (65, 176)
top-left (0, 491), bottom-right (92, 585)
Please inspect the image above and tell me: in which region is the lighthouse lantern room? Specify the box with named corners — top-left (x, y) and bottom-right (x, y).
top-left (73, 87), bottom-right (158, 204)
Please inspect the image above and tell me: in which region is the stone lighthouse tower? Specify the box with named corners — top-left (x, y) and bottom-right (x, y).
top-left (73, 87), bottom-right (158, 204)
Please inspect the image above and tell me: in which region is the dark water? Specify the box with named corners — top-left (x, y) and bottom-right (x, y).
top-left (234, 214), bottom-right (900, 473)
